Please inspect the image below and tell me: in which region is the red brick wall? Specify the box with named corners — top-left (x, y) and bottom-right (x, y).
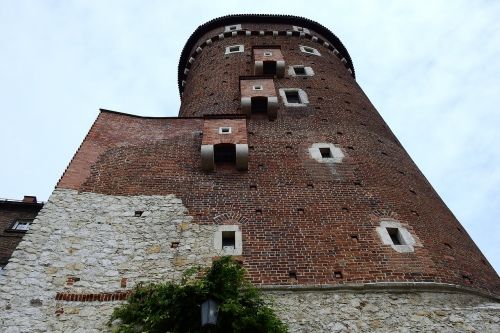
top-left (202, 119), bottom-right (247, 145)
top-left (57, 22), bottom-right (500, 295)
top-left (253, 47), bottom-right (284, 63)
top-left (240, 78), bottom-right (275, 98)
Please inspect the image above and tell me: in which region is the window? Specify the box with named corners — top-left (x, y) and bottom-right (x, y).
top-left (222, 231), bottom-right (236, 250)
top-left (294, 66), bottom-right (306, 75)
top-left (309, 143), bottom-right (344, 163)
top-left (224, 24), bottom-right (242, 32)
top-left (376, 220), bottom-right (417, 253)
top-left (225, 45), bottom-right (244, 55)
top-left (288, 65), bottom-right (315, 77)
top-left (279, 88), bottom-right (309, 107)
top-left (263, 51), bottom-right (273, 56)
top-left (299, 45), bottom-right (321, 56)
top-left (386, 228), bottom-right (404, 245)
top-left (219, 127), bottom-right (232, 134)
top-left (11, 219), bottom-right (33, 231)
top-left (214, 225), bottom-right (242, 255)
top-left (252, 85), bottom-right (263, 91)
top-left (319, 147), bottom-right (332, 158)
top-left (285, 91), bottom-right (301, 103)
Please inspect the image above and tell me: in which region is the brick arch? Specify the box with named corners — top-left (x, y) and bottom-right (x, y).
top-left (213, 211), bottom-right (248, 225)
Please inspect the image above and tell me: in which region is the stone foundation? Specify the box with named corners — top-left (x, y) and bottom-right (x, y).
top-left (270, 289), bottom-right (500, 333)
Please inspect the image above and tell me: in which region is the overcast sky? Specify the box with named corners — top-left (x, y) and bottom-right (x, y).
top-left (1, 1), bottom-right (499, 274)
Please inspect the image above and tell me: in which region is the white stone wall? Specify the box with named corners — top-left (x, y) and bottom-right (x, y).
top-left (269, 290), bottom-right (500, 333)
top-left (0, 189), bottom-right (218, 332)
top-left (0, 189), bottom-right (498, 332)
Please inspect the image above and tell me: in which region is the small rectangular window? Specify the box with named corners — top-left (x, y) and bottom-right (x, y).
top-left (264, 51), bottom-right (272, 56)
top-left (12, 219), bottom-right (33, 231)
top-left (387, 227), bottom-right (403, 245)
top-left (222, 231), bottom-right (236, 249)
top-left (294, 66), bottom-right (306, 75)
top-left (224, 24), bottom-right (242, 32)
top-left (319, 148), bottom-right (332, 158)
top-left (285, 90), bottom-right (301, 104)
top-left (219, 127), bottom-right (232, 134)
top-left (252, 85), bottom-right (263, 91)
top-left (226, 45), bottom-right (244, 54)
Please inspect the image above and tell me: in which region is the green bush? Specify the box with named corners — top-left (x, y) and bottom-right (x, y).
top-left (109, 256), bottom-right (288, 333)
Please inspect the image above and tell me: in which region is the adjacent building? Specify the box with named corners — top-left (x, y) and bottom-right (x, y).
top-left (0, 196), bottom-right (43, 272)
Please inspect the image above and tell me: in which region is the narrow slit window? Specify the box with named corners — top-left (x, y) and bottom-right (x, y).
top-left (229, 46), bottom-right (240, 52)
top-left (222, 231), bottom-right (236, 250)
top-left (386, 227), bottom-right (404, 245)
top-left (263, 51), bottom-right (273, 56)
top-left (285, 90), bottom-right (301, 104)
top-left (319, 148), bottom-right (332, 158)
top-left (252, 85), bottom-right (263, 91)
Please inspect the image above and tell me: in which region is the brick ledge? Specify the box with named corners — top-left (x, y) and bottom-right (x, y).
top-left (258, 282), bottom-right (500, 302)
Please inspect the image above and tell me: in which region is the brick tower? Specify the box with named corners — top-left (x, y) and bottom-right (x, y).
top-left (0, 14), bottom-right (499, 332)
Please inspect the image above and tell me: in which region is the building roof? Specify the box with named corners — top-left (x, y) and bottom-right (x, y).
top-left (177, 14), bottom-right (355, 94)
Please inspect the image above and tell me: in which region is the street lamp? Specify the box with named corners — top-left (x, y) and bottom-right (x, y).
top-left (201, 298), bottom-right (218, 326)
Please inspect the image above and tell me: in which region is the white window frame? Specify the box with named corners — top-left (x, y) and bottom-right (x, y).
top-left (263, 51), bottom-right (273, 56)
top-left (224, 24), bottom-right (242, 32)
top-left (225, 44), bottom-right (244, 55)
top-left (288, 65), bottom-right (315, 77)
top-left (308, 143), bottom-right (344, 163)
top-left (214, 225), bottom-right (242, 255)
top-left (218, 127), bottom-right (232, 134)
top-left (376, 220), bottom-right (417, 253)
top-left (299, 45), bottom-right (321, 56)
top-left (279, 88), bottom-right (309, 107)
top-left (12, 219), bottom-right (33, 231)
top-left (252, 85), bottom-right (263, 91)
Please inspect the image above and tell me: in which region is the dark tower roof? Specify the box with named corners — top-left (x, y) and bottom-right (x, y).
top-left (177, 14), bottom-right (355, 94)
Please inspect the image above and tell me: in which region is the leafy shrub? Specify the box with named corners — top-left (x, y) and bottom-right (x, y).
top-left (109, 256), bottom-right (287, 333)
